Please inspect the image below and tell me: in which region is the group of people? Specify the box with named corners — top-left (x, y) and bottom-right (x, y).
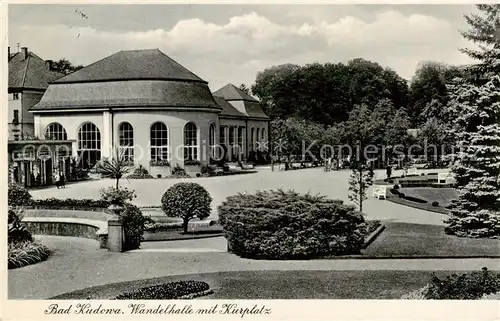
top-left (324, 157), bottom-right (340, 172)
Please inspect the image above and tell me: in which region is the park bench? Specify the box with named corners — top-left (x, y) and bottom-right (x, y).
top-left (407, 167), bottom-right (419, 176)
top-left (372, 185), bottom-right (387, 200)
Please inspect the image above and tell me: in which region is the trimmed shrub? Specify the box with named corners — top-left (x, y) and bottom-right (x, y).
top-left (161, 183), bottom-right (212, 233)
top-left (119, 203), bottom-right (154, 251)
top-left (32, 198), bottom-right (109, 209)
top-left (157, 174), bottom-right (162, 178)
top-left (201, 164), bottom-right (216, 176)
top-left (145, 222), bottom-right (183, 232)
top-left (8, 241), bottom-right (50, 269)
top-left (393, 184), bottom-right (400, 190)
top-left (169, 164), bottom-right (190, 179)
top-left (8, 184), bottom-right (33, 207)
top-left (425, 268), bottom-right (500, 300)
top-left (432, 201), bottom-right (440, 207)
top-left (128, 165), bottom-right (154, 179)
top-left (115, 281), bottom-right (211, 300)
top-left (218, 189), bottom-right (366, 259)
top-left (8, 209), bottom-right (32, 244)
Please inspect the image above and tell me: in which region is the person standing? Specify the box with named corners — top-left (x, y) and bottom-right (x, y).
top-left (386, 164), bottom-right (392, 179)
top-left (54, 171), bottom-right (60, 189)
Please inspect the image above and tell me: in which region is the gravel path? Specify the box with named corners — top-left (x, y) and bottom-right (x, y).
top-left (8, 235), bottom-right (500, 299)
top-left (30, 168), bottom-right (449, 225)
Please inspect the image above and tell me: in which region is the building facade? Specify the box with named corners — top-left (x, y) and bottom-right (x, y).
top-left (8, 46), bottom-right (64, 140)
top-left (8, 47), bottom-right (73, 187)
top-left (30, 49), bottom-right (269, 177)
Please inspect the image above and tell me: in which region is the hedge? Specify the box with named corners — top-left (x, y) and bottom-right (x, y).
top-left (218, 189), bottom-right (367, 259)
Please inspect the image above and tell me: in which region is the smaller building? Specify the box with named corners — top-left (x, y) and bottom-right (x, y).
top-left (8, 140), bottom-right (75, 187)
top-left (213, 84), bottom-right (270, 163)
top-left (8, 46), bottom-right (64, 140)
top-left (8, 46), bottom-right (69, 187)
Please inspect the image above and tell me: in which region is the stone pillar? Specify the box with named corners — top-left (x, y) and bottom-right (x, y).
top-left (102, 111), bottom-right (112, 158)
top-left (107, 218), bottom-right (124, 252)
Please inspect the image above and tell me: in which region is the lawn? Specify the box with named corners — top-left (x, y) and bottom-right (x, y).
top-left (51, 270), bottom-right (494, 300)
top-left (363, 222), bottom-right (500, 258)
top-left (399, 187), bottom-right (458, 207)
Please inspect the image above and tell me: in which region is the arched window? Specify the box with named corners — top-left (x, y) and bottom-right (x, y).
top-left (184, 122), bottom-right (198, 161)
top-left (150, 122), bottom-right (169, 162)
top-left (77, 122), bottom-right (101, 169)
top-left (250, 127), bottom-right (255, 151)
top-left (256, 128), bottom-right (261, 150)
top-left (44, 123), bottom-right (67, 140)
top-left (118, 122), bottom-right (134, 162)
top-left (209, 123), bottom-right (216, 158)
top-left (261, 128), bottom-right (266, 142)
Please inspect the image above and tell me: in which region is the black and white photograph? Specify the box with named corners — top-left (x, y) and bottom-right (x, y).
top-left (3, 1), bottom-right (500, 314)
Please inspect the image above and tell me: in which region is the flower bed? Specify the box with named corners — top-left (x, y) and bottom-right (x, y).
top-left (388, 188), bottom-right (452, 215)
top-left (8, 241), bottom-right (50, 269)
top-left (401, 267), bottom-right (500, 300)
top-left (114, 281), bottom-right (212, 300)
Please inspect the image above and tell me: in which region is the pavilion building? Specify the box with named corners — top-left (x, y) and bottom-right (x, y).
top-left (30, 49), bottom-right (269, 177)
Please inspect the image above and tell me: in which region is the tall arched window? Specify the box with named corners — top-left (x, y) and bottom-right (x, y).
top-left (77, 122), bottom-right (101, 169)
top-left (209, 123), bottom-right (216, 158)
top-left (184, 122), bottom-right (198, 161)
top-left (256, 128), bottom-right (261, 150)
top-left (150, 122), bottom-right (169, 162)
top-left (250, 127), bottom-right (255, 151)
top-left (118, 122), bottom-right (134, 162)
top-left (44, 123), bottom-right (67, 140)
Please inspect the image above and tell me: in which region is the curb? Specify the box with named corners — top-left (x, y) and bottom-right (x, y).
top-left (363, 224), bottom-right (386, 249)
top-left (142, 233), bottom-right (225, 242)
top-left (386, 195), bottom-right (451, 215)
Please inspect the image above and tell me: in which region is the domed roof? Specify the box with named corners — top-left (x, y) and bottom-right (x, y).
top-left (32, 49), bottom-right (221, 112)
top-left (52, 49), bottom-right (206, 84)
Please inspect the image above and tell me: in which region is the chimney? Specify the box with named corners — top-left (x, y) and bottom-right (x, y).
top-left (21, 47), bottom-right (28, 60)
top-left (45, 60), bottom-right (53, 71)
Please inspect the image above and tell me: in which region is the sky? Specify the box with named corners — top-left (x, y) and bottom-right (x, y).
top-left (9, 4), bottom-right (479, 91)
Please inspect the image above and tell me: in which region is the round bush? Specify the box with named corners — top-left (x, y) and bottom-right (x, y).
top-left (161, 183), bottom-right (212, 232)
top-left (393, 184), bottom-right (400, 190)
top-left (157, 174), bottom-right (162, 178)
top-left (8, 184), bottom-right (33, 207)
top-left (432, 201), bottom-right (439, 207)
top-left (218, 189), bottom-right (367, 259)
